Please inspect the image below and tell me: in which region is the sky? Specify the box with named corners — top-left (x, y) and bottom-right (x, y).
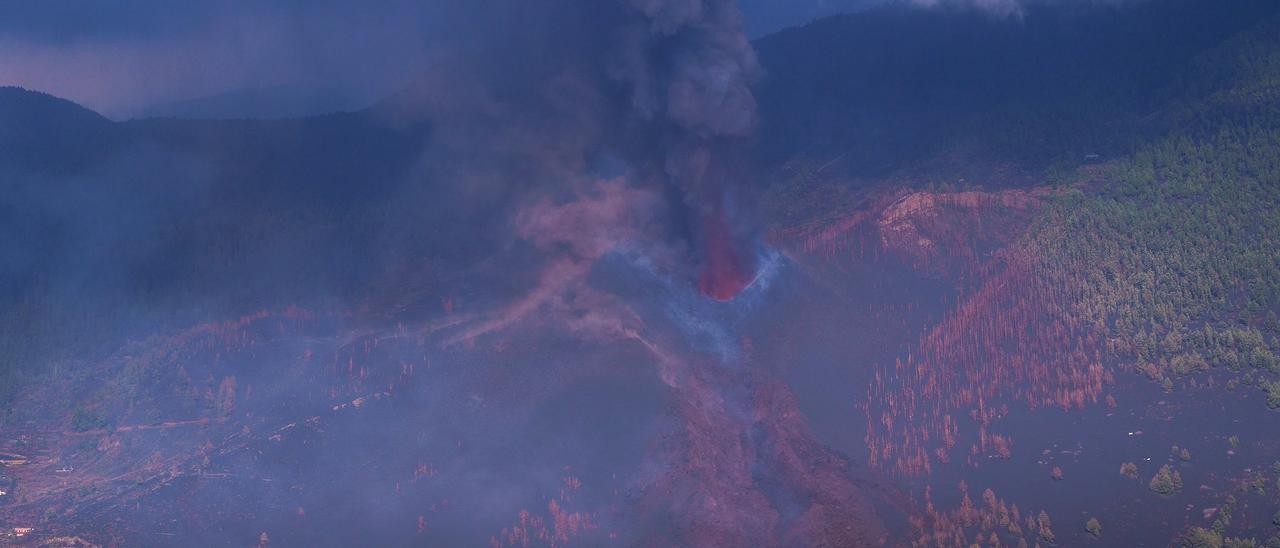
top-left (0, 0), bottom-right (1024, 119)
top-left (0, 1), bottom-right (481, 118)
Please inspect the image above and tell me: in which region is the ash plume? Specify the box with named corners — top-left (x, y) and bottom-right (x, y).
top-left (614, 0), bottom-right (763, 300)
top-left (382, 0), bottom-right (764, 303)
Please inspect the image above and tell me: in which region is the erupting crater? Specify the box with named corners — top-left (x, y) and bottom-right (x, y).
top-left (697, 212), bottom-right (754, 301)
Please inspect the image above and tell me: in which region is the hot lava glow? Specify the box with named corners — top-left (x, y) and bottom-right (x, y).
top-left (697, 211), bottom-right (753, 301)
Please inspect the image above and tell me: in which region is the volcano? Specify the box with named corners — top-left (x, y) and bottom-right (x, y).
top-left (8, 0), bottom-right (1280, 546)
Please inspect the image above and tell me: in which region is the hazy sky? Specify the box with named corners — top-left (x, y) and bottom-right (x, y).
top-left (0, 1), bottom-right (478, 117)
top-left (0, 1), bottom-right (885, 119)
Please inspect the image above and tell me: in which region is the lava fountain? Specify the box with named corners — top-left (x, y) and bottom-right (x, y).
top-left (697, 209), bottom-right (754, 301)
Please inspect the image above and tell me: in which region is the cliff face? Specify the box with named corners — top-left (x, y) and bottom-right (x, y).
top-left (774, 186), bottom-right (1050, 278)
top-left (875, 189), bottom-right (1046, 276)
top-left (769, 183), bottom-right (1102, 477)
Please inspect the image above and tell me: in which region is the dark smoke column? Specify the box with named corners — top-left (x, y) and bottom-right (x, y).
top-left (615, 0), bottom-right (761, 301)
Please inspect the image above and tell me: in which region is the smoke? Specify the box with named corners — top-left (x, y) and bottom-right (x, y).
top-left (0, 2), bottom-right (821, 543)
top-left (604, 1), bottom-right (766, 298)
top-left (380, 0), bottom-right (764, 308)
top-left (618, 0), bottom-right (760, 136)
top-left (0, 0), bottom-right (770, 381)
top-left (614, 0), bottom-right (763, 300)
top-left (2, 0), bottom-right (767, 295)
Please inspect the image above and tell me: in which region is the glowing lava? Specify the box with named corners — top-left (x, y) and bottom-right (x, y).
top-left (697, 212), bottom-right (753, 301)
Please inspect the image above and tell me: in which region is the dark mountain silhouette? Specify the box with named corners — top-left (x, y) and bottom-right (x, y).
top-left (753, 0), bottom-right (1280, 182)
top-left (134, 84), bottom-right (371, 121)
top-left (737, 0), bottom-right (877, 37)
top-left (0, 87), bottom-right (116, 174)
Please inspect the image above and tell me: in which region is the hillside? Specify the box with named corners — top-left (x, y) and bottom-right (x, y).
top-left (756, 3), bottom-right (1280, 545)
top-left (753, 0), bottom-right (1280, 184)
